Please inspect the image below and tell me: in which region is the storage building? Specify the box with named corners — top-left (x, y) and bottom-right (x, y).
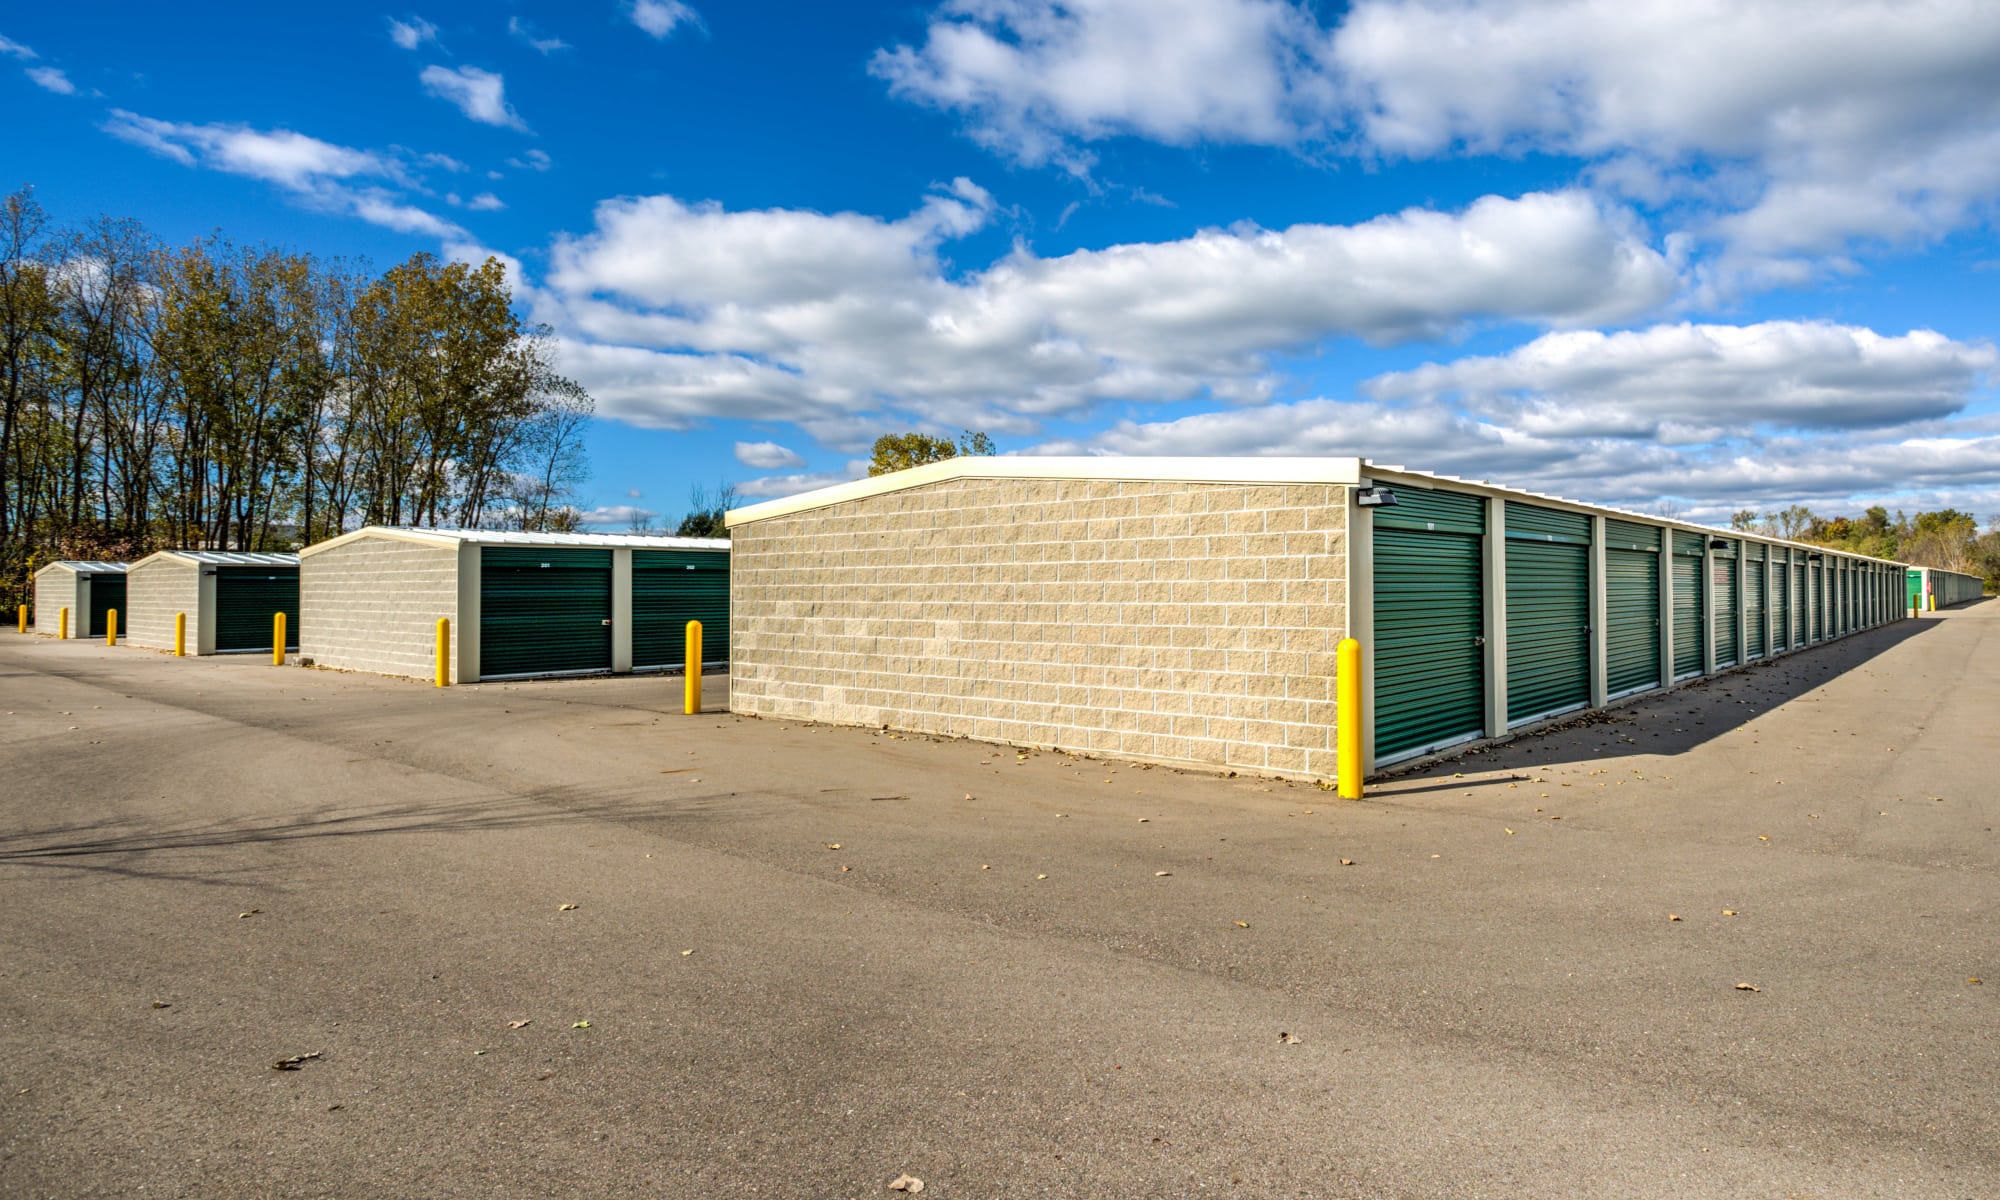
top-left (725, 457), bottom-right (1909, 780)
top-left (125, 551), bottom-right (300, 655)
top-left (1907, 566), bottom-right (1985, 610)
top-left (297, 527), bottom-right (729, 684)
top-left (30, 561), bottom-right (129, 638)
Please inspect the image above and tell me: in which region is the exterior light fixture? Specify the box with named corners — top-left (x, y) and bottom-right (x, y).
top-left (1356, 487), bottom-right (1399, 508)
top-left (1708, 538), bottom-right (1729, 550)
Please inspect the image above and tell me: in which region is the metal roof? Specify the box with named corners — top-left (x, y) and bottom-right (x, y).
top-left (300, 526), bottom-right (728, 558)
top-left (48, 560), bottom-right (129, 573)
top-left (149, 550), bottom-right (300, 566)
top-left (725, 454), bottom-right (1904, 568)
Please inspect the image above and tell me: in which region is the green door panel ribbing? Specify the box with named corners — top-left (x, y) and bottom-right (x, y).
top-left (631, 549), bottom-right (730, 668)
top-left (1671, 554), bottom-right (1704, 678)
top-left (479, 548), bottom-right (611, 677)
top-left (88, 577), bottom-right (126, 638)
top-left (1712, 543), bottom-right (1739, 668)
top-left (215, 568), bottom-right (299, 652)
top-left (1605, 548), bottom-right (1660, 696)
top-left (1505, 535), bottom-right (1590, 725)
top-left (1373, 525), bottom-right (1485, 761)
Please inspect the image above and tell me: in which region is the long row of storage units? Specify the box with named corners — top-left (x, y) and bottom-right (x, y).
top-left (1908, 566), bottom-right (1985, 610)
top-left (33, 552), bottom-right (298, 650)
top-left (722, 456), bottom-right (1921, 781)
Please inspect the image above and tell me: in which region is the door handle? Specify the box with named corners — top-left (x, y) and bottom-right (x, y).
top-left (1473, 635), bottom-right (1486, 647)
top-left (601, 619), bottom-right (612, 626)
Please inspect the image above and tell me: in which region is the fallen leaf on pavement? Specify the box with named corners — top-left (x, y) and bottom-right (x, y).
top-left (271, 1052), bottom-right (322, 1071)
top-left (238, 910), bottom-right (260, 919)
top-left (507, 1020), bottom-right (531, 1029)
top-left (1668, 914), bottom-right (1681, 922)
top-left (1234, 921), bottom-right (1250, 928)
top-left (1735, 983), bottom-right (1761, 992)
top-left (888, 1175), bottom-right (925, 1193)
top-left (557, 904), bottom-right (578, 911)
top-left (1339, 859), bottom-right (1354, 866)
top-left (1721, 909), bottom-right (1737, 917)
top-left (1279, 1032), bottom-right (1300, 1044)
top-left (1036, 874), bottom-right (1049, 880)
top-left (1155, 871), bottom-right (1172, 877)
top-left (571, 1021), bottom-right (591, 1029)
top-left (151, 1000), bottom-right (171, 1009)
top-left (825, 843), bottom-right (842, 850)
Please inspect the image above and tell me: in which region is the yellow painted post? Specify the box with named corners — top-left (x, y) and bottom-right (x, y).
top-left (59, 607), bottom-right (68, 640)
top-left (1929, 593), bottom-right (1937, 612)
top-left (272, 612), bottom-right (286, 665)
top-left (435, 617), bottom-right (450, 687)
top-left (105, 609), bottom-right (117, 646)
top-left (683, 620), bottom-right (703, 715)
top-left (16, 604), bottom-right (24, 633)
top-left (1336, 637), bottom-right (1363, 800)
top-left (174, 612), bottom-right (186, 656)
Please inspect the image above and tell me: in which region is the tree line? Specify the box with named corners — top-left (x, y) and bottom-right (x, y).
top-left (1731, 504), bottom-right (1998, 588)
top-left (0, 185), bottom-right (591, 607)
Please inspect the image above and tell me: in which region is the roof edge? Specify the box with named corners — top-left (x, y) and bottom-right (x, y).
top-left (725, 456), bottom-right (1368, 526)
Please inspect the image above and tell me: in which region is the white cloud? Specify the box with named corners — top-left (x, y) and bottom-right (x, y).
top-left (541, 184), bottom-right (1674, 439)
top-left (629, 0), bottom-right (700, 39)
top-left (733, 440), bottom-right (807, 469)
top-left (420, 64), bottom-right (528, 131)
top-left (418, 151), bottom-right (467, 172)
top-left (580, 504), bottom-right (660, 528)
top-left (464, 191), bottom-right (505, 212)
top-left (0, 34), bottom-right (37, 59)
top-left (388, 16), bottom-right (438, 50)
top-left (1366, 322), bottom-right (1999, 441)
top-left (508, 16), bottom-right (571, 53)
top-left (508, 148), bottom-right (553, 171)
top-left (102, 110), bottom-right (467, 239)
top-left (25, 66), bottom-right (74, 94)
top-left (736, 463), bottom-right (870, 499)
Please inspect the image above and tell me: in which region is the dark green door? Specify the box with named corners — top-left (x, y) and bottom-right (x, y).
top-left (632, 549), bottom-right (729, 669)
top-left (1712, 544), bottom-right (1739, 668)
top-left (1373, 488), bottom-right (1485, 762)
top-left (1744, 549), bottom-right (1767, 659)
top-left (1772, 555), bottom-right (1790, 651)
top-left (479, 548), bottom-right (611, 677)
top-left (87, 576), bottom-right (126, 638)
top-left (1604, 519), bottom-right (1661, 697)
top-left (215, 567), bottom-right (299, 651)
top-left (1908, 568), bottom-right (1923, 614)
top-left (1671, 533), bottom-right (1705, 679)
top-left (1505, 502), bottom-right (1590, 725)
top-left (1795, 562), bottom-right (1808, 646)
top-left (1811, 563), bottom-right (1824, 641)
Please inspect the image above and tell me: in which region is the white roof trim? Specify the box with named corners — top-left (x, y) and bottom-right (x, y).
top-left (299, 525), bottom-right (729, 558)
top-left (33, 560), bottom-right (129, 578)
top-left (131, 550), bottom-right (299, 569)
top-left (725, 456), bottom-right (1367, 526)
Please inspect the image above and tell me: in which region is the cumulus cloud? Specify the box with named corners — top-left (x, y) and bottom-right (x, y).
top-left (0, 34), bottom-right (36, 60)
top-left (388, 15), bottom-right (438, 50)
top-left (541, 184), bottom-right (1674, 440)
top-left (733, 440), bottom-right (808, 469)
top-left (872, 0), bottom-right (1336, 172)
top-left (102, 110), bottom-right (466, 239)
top-left (508, 16), bottom-right (571, 53)
top-left (579, 504), bottom-right (660, 528)
top-left (508, 148), bottom-right (553, 171)
top-left (25, 65), bottom-right (74, 94)
top-left (420, 64), bottom-right (529, 131)
top-left (1366, 322), bottom-right (1999, 441)
top-left (630, 0), bottom-right (700, 39)
top-left (875, 0), bottom-right (2000, 271)
top-left (735, 463), bottom-right (871, 499)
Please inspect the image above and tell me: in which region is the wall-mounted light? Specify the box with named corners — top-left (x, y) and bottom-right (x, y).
top-left (1356, 486), bottom-right (1399, 508)
top-left (1708, 538), bottom-right (1729, 550)
top-left (1808, 552), bottom-right (1824, 562)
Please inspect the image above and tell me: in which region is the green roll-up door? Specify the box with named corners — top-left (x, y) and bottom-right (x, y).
top-left (1907, 568), bottom-right (1922, 613)
top-left (632, 549), bottom-right (730, 669)
top-left (1712, 541), bottom-right (1739, 668)
top-left (1795, 562), bottom-right (1808, 645)
top-left (1671, 537), bottom-right (1705, 679)
top-left (1771, 554), bottom-right (1790, 651)
top-left (1744, 546), bottom-right (1767, 659)
top-left (1505, 502), bottom-right (1590, 725)
top-left (1810, 563), bottom-right (1824, 641)
top-left (88, 576), bottom-right (126, 638)
top-left (1604, 519), bottom-right (1662, 697)
top-left (479, 547), bottom-right (611, 677)
top-left (1374, 487), bottom-right (1486, 762)
top-left (215, 567), bottom-right (300, 651)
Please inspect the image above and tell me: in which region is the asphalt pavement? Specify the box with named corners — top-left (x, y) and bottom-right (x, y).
top-left (0, 602), bottom-right (1994, 1198)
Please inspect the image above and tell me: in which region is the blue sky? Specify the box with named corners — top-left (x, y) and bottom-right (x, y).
top-left (7, 0), bottom-right (2000, 529)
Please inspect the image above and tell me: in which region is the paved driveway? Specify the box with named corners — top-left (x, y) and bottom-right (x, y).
top-left (1, 603), bottom-right (1994, 1198)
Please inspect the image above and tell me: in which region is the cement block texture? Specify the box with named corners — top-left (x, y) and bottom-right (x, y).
top-left (300, 535), bottom-right (458, 682)
top-left (125, 559), bottom-right (198, 651)
top-left (730, 477), bottom-right (1349, 778)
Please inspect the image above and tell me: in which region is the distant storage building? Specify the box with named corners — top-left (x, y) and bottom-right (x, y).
top-left (31, 561), bottom-right (129, 638)
top-left (725, 457), bottom-right (1910, 780)
top-left (1907, 566), bottom-right (1985, 610)
top-left (297, 528), bottom-right (729, 684)
top-left (125, 551), bottom-right (300, 655)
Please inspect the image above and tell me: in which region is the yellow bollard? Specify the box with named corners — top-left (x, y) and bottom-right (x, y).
top-left (59, 606), bottom-right (68, 640)
top-left (1929, 593), bottom-right (1937, 612)
top-left (435, 617), bottom-right (450, 687)
top-left (272, 612), bottom-right (286, 665)
top-left (684, 620), bottom-right (703, 715)
top-left (1336, 637), bottom-right (1363, 800)
top-left (106, 609), bottom-right (117, 646)
top-left (16, 604), bottom-right (24, 633)
top-left (175, 612), bottom-right (186, 656)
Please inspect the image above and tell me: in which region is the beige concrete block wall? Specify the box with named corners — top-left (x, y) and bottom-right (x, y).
top-left (730, 477), bottom-right (1350, 779)
top-left (126, 560), bottom-right (197, 651)
top-left (32, 571), bottom-right (80, 636)
top-left (300, 536), bottom-right (459, 682)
